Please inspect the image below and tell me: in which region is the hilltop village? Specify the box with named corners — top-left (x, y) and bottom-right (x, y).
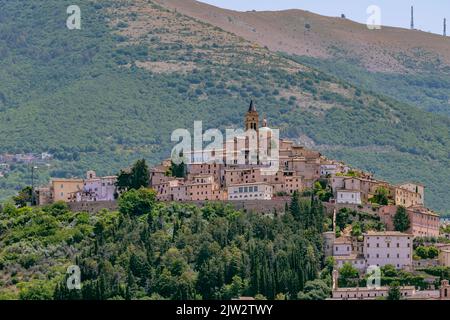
top-left (34, 101), bottom-right (449, 300)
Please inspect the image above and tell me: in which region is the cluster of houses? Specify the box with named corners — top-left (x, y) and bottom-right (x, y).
top-left (0, 152), bottom-right (53, 178)
top-left (36, 170), bottom-right (117, 205)
top-left (150, 103), bottom-right (438, 221)
top-left (0, 152), bottom-right (53, 165)
top-left (327, 229), bottom-right (450, 300)
top-left (36, 102), bottom-right (440, 225)
top-left (32, 101), bottom-right (450, 299)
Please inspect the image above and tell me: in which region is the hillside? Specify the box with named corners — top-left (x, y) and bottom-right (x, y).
top-left (0, 194), bottom-right (326, 300)
top-left (155, 0), bottom-right (450, 116)
top-left (0, 0), bottom-right (449, 214)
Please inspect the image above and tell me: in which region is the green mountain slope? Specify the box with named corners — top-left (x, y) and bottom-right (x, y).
top-left (292, 55), bottom-right (450, 117)
top-left (0, 0), bottom-right (449, 214)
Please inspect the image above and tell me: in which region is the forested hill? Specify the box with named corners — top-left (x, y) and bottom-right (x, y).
top-left (0, 194), bottom-right (330, 300)
top-left (0, 0), bottom-right (449, 214)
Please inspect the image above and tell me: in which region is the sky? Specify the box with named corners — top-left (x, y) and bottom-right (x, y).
top-left (199, 0), bottom-right (450, 35)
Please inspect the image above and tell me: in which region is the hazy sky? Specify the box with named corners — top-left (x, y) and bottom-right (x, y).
top-left (199, 0), bottom-right (450, 35)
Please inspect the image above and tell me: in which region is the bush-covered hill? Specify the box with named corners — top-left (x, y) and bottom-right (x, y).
top-left (0, 194), bottom-right (330, 300)
top-left (293, 55), bottom-right (450, 117)
top-left (0, 0), bottom-right (449, 214)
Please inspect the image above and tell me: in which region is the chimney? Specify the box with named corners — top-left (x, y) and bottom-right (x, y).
top-left (411, 6), bottom-right (414, 30)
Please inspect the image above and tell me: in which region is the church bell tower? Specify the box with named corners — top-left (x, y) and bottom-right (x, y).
top-left (245, 100), bottom-right (259, 131)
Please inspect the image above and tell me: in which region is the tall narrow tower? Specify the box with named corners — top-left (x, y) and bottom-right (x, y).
top-left (444, 18), bottom-right (447, 36)
top-left (411, 6), bottom-right (414, 30)
top-left (245, 100), bottom-right (259, 131)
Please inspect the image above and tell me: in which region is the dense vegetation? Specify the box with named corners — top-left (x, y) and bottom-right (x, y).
top-left (294, 55), bottom-right (450, 117)
top-left (0, 190), bottom-right (330, 300)
top-left (0, 0), bottom-right (448, 215)
top-left (335, 207), bottom-right (385, 238)
top-left (339, 263), bottom-right (428, 290)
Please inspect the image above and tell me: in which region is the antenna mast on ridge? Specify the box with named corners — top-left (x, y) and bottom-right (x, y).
top-left (444, 18), bottom-right (447, 36)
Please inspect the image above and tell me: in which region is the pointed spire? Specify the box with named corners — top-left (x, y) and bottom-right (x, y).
top-left (248, 100), bottom-right (256, 112)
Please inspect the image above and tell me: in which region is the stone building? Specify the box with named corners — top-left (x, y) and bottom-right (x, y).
top-left (336, 190), bottom-right (362, 205)
top-left (72, 171), bottom-right (117, 202)
top-left (51, 178), bottom-right (83, 203)
top-left (363, 231), bottom-right (413, 270)
top-left (228, 183), bottom-right (273, 201)
top-left (151, 101), bottom-right (324, 202)
top-left (379, 205), bottom-right (440, 238)
top-left (392, 183), bottom-right (424, 208)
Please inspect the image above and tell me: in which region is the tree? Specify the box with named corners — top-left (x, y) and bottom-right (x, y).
top-left (387, 281), bottom-right (401, 300)
top-left (289, 191), bottom-right (301, 220)
top-left (427, 246), bottom-right (439, 259)
top-left (19, 280), bottom-right (54, 300)
top-left (416, 246), bottom-right (428, 260)
top-left (116, 169), bottom-right (132, 191)
top-left (339, 263), bottom-right (359, 287)
top-left (297, 279), bottom-right (331, 300)
top-left (13, 186), bottom-right (32, 208)
top-left (169, 160), bottom-right (187, 179)
top-left (351, 222), bottom-right (363, 237)
top-left (336, 208), bottom-right (350, 231)
top-left (381, 264), bottom-right (398, 278)
top-left (416, 246), bottom-right (439, 260)
top-left (118, 188), bottom-right (156, 216)
top-left (393, 206), bottom-right (410, 232)
top-left (372, 187), bottom-right (389, 205)
top-left (130, 159), bottom-right (150, 189)
top-left (116, 159), bottom-right (149, 191)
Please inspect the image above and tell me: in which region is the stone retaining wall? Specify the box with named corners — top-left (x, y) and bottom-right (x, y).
top-left (68, 199), bottom-right (290, 214)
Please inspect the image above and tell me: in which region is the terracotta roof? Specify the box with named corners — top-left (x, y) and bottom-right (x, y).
top-left (334, 237), bottom-right (352, 244)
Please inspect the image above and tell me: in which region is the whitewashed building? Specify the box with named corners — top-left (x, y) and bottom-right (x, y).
top-left (75, 171), bottom-right (117, 202)
top-left (228, 183), bottom-right (273, 200)
top-left (363, 231), bottom-right (413, 270)
top-left (336, 190), bottom-right (362, 205)
top-left (333, 237), bottom-right (366, 272)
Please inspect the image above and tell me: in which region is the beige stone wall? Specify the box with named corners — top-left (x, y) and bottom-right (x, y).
top-left (52, 179), bottom-right (83, 202)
